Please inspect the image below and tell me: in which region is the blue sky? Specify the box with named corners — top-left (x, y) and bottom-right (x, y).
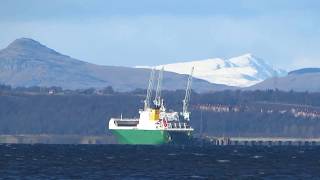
top-left (0, 0), bottom-right (319, 70)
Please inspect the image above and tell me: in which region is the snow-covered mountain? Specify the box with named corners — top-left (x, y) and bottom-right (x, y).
top-left (137, 54), bottom-right (287, 87)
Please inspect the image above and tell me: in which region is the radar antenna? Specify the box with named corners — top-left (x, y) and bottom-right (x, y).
top-left (182, 67), bottom-right (194, 121)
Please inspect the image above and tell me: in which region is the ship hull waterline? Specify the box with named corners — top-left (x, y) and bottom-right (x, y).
top-left (111, 129), bottom-right (193, 145)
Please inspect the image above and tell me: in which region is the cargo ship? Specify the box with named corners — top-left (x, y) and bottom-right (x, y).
top-left (108, 67), bottom-right (194, 145)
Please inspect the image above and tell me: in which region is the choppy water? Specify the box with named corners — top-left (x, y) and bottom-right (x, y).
top-left (0, 144), bottom-right (320, 179)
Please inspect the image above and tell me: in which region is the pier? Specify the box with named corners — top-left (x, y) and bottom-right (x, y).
top-left (206, 137), bottom-right (320, 146)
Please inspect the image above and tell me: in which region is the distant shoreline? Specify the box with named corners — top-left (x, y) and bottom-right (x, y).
top-left (2, 134), bottom-right (320, 146)
top-left (0, 134), bottom-right (117, 144)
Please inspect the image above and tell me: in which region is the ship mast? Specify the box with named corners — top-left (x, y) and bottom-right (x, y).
top-left (182, 67), bottom-right (194, 121)
top-left (144, 68), bottom-right (155, 110)
top-left (153, 67), bottom-right (164, 107)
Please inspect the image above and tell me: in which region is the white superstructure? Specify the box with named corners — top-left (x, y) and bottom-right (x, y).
top-left (109, 67), bottom-right (194, 132)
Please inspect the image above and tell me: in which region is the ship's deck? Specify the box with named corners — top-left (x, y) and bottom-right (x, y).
top-left (110, 117), bottom-right (194, 131)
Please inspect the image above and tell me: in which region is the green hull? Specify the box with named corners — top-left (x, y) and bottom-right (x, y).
top-left (112, 129), bottom-right (170, 145)
top-left (112, 129), bottom-right (194, 145)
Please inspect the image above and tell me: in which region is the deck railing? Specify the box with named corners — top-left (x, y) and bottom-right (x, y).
top-left (167, 122), bottom-right (191, 129)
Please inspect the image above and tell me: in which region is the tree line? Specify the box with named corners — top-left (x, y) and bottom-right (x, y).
top-left (1, 84), bottom-right (320, 137)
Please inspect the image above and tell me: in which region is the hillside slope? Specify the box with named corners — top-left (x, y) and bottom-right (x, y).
top-left (0, 38), bottom-right (231, 92)
top-left (249, 69), bottom-right (320, 92)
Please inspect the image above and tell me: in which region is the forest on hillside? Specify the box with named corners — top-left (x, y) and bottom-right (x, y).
top-left (1, 84), bottom-right (320, 137)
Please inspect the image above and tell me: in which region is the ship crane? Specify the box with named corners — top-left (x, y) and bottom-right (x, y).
top-left (153, 67), bottom-right (164, 107)
top-left (109, 66), bottom-right (194, 145)
top-left (144, 68), bottom-right (155, 110)
top-left (182, 67), bottom-right (194, 121)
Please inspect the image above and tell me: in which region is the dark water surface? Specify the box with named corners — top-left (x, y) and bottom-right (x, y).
top-left (0, 144), bottom-right (320, 179)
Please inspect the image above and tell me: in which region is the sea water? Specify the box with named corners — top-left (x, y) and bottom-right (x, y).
top-left (0, 144), bottom-right (319, 179)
